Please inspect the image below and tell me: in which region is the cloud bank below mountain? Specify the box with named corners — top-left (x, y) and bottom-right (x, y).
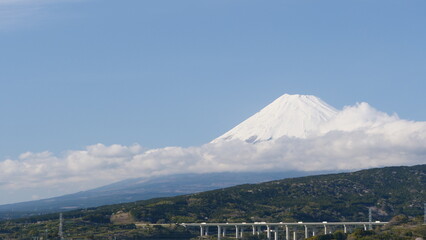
top-left (1, 102), bottom-right (425, 204)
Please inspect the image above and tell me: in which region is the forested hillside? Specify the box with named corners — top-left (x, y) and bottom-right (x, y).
top-left (124, 164), bottom-right (425, 223)
top-left (1, 165), bottom-right (424, 239)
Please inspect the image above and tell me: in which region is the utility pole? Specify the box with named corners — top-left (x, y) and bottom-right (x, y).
top-left (424, 203), bottom-right (426, 224)
top-left (368, 207), bottom-right (372, 230)
top-left (59, 213), bottom-right (64, 240)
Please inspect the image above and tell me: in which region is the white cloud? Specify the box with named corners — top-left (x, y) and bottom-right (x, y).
top-left (0, 103), bottom-right (425, 203)
top-left (318, 102), bottom-right (400, 133)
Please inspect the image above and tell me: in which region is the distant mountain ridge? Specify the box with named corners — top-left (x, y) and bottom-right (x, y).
top-left (0, 171), bottom-right (328, 220)
top-left (213, 94), bottom-right (338, 143)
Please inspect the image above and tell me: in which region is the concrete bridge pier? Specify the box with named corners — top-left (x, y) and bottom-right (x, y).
top-left (267, 225), bottom-right (271, 239)
top-left (304, 225), bottom-right (308, 239)
top-left (187, 221), bottom-right (388, 240)
top-left (285, 225), bottom-right (289, 240)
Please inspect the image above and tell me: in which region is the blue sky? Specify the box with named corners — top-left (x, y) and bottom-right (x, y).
top-left (0, 0), bottom-right (426, 203)
top-left (1, 0), bottom-right (425, 158)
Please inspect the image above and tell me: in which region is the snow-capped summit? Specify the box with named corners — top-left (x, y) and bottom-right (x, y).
top-left (212, 94), bottom-right (338, 143)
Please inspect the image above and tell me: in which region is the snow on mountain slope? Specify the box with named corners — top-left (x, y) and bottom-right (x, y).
top-left (212, 94), bottom-right (338, 143)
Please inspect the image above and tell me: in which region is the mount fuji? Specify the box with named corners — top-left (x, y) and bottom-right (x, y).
top-left (3, 93), bottom-right (421, 220)
top-left (213, 94), bottom-right (338, 143)
top-left (0, 94), bottom-right (343, 218)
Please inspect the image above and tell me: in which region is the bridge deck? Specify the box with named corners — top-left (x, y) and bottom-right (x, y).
top-left (181, 221), bottom-right (388, 227)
